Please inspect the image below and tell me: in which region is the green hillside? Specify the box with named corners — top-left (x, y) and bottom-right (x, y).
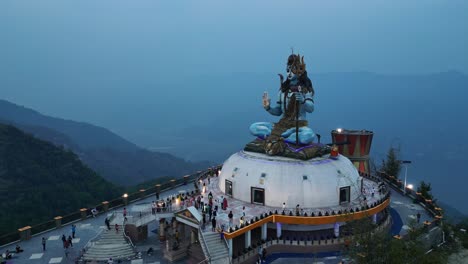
top-left (0, 123), bottom-right (121, 234)
top-left (0, 99), bottom-right (212, 186)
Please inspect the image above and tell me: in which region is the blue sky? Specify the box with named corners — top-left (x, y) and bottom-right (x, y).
top-left (1, 0), bottom-right (467, 79)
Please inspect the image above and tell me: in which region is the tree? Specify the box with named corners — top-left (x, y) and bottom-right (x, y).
top-left (417, 181), bottom-right (433, 200)
top-left (382, 147), bottom-right (401, 178)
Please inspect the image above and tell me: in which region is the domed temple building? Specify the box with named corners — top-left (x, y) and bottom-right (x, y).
top-left (202, 54), bottom-right (391, 261)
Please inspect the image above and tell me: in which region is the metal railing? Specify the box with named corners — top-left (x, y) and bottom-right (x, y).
top-left (196, 258), bottom-right (210, 264)
top-left (0, 167), bottom-right (222, 247)
top-left (198, 225), bottom-right (212, 263)
top-left (223, 235), bottom-right (232, 264)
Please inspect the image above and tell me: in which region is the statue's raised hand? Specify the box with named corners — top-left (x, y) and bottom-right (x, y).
top-left (262, 92), bottom-right (271, 109)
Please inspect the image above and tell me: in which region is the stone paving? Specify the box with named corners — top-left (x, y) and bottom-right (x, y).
top-left (388, 188), bottom-right (432, 236)
top-left (0, 175), bottom-right (436, 264)
top-left (0, 183), bottom-right (194, 264)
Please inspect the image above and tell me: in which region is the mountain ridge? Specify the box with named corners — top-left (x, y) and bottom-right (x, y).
top-left (0, 99), bottom-right (212, 186)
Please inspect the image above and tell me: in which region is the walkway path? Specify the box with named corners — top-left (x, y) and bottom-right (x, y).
top-left (0, 183), bottom-right (193, 264)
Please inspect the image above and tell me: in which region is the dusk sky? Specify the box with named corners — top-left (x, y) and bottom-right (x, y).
top-left (1, 1), bottom-right (468, 213)
top-left (1, 0), bottom-right (467, 78)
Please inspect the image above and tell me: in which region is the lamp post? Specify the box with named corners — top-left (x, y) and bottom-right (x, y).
top-left (398, 160), bottom-right (412, 194)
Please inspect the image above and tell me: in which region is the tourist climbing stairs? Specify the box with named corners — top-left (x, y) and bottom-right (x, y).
top-left (198, 230), bottom-right (230, 264)
top-left (83, 227), bottom-right (136, 262)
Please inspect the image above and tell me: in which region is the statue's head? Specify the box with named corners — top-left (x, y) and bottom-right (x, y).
top-left (286, 54), bottom-right (306, 80)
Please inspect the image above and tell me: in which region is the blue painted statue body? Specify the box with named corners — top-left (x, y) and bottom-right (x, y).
top-left (250, 54), bottom-right (316, 146)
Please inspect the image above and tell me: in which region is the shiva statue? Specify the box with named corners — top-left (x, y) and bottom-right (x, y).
top-left (247, 53), bottom-right (322, 158)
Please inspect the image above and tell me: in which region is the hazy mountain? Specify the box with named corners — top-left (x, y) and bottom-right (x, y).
top-left (0, 99), bottom-right (211, 186)
top-left (119, 71), bottom-right (467, 214)
top-left (0, 123), bottom-right (122, 234)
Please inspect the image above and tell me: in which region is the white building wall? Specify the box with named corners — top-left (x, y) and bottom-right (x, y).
top-left (219, 151), bottom-right (362, 209)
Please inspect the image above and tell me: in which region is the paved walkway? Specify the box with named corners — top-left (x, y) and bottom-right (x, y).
top-left (0, 183), bottom-right (194, 264)
top-left (388, 188), bottom-right (432, 236)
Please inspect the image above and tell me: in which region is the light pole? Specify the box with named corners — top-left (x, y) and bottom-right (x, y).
top-left (398, 160), bottom-right (412, 194)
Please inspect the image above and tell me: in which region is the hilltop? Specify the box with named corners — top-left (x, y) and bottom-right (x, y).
top-left (0, 123), bottom-right (122, 234)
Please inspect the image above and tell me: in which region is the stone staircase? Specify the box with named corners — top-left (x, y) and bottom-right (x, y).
top-left (187, 242), bottom-right (206, 263)
top-left (83, 228), bottom-right (136, 261)
top-left (199, 231), bottom-right (230, 264)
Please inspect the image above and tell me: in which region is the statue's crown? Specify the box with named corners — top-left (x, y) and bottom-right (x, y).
top-left (287, 53), bottom-right (306, 76)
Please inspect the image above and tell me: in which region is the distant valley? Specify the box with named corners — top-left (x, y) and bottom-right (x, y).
top-left (0, 99), bottom-right (212, 186)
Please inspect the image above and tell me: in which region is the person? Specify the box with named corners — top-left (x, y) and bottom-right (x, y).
top-left (242, 206), bottom-right (246, 217)
top-left (282, 202), bottom-right (286, 212)
top-left (42, 237), bottom-right (46, 251)
top-left (107, 257), bottom-right (114, 264)
top-left (262, 247), bottom-right (267, 261)
top-left (417, 212), bottom-right (421, 223)
top-left (4, 250), bottom-right (11, 259)
top-left (152, 201), bottom-right (156, 214)
top-left (258, 246), bottom-right (262, 260)
top-left (123, 207), bottom-right (127, 221)
top-left (296, 204), bottom-right (300, 215)
top-left (219, 225), bottom-right (225, 240)
top-left (15, 244), bottom-right (23, 253)
top-left (240, 216), bottom-right (244, 226)
top-left (91, 208), bottom-right (98, 218)
top-left (146, 247), bottom-right (154, 256)
top-left (68, 235), bottom-right (73, 247)
top-left (228, 211), bottom-right (233, 226)
top-left (105, 218), bottom-right (111, 230)
top-left (223, 197), bottom-right (228, 210)
top-left (115, 223), bottom-right (119, 234)
top-left (61, 234), bottom-right (67, 248)
top-left (71, 224), bottom-right (76, 238)
top-left (175, 229), bottom-right (179, 243)
top-left (64, 240), bottom-right (70, 258)
top-left (211, 217), bottom-right (217, 232)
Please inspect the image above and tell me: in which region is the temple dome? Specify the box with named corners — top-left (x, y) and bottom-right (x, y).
top-left (218, 151), bottom-right (363, 209)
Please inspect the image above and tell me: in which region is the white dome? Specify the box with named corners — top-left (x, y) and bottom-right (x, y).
top-left (218, 151), bottom-right (363, 209)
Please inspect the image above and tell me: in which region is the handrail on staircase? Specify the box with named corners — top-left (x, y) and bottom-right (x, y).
top-left (123, 220), bottom-right (135, 249)
top-left (196, 257), bottom-right (210, 264)
top-left (198, 225), bottom-right (212, 263)
top-left (223, 235), bottom-right (232, 264)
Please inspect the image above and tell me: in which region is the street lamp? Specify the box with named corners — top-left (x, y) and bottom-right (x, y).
top-left (398, 160), bottom-right (412, 194)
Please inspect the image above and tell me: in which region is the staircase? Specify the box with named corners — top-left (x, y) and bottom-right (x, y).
top-left (199, 231), bottom-right (230, 264)
top-left (83, 228), bottom-right (136, 261)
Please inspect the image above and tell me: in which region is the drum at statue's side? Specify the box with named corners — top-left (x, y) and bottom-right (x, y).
top-left (331, 129), bottom-right (373, 159)
top-left (331, 129), bottom-right (374, 174)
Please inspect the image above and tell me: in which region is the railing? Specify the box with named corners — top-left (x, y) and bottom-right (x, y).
top-left (223, 235), bottom-right (232, 264)
top-left (231, 214), bottom-right (392, 263)
top-left (0, 166), bottom-right (222, 247)
top-left (196, 258), bottom-right (210, 264)
top-left (82, 228), bottom-right (104, 253)
top-left (198, 225), bottom-right (211, 263)
top-left (123, 223), bottom-right (135, 249)
top-left (376, 170), bottom-right (443, 231)
top-left (193, 166), bottom-right (392, 239)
